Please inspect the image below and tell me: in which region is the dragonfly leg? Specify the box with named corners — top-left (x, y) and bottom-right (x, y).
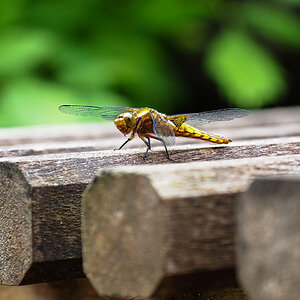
top-left (146, 137), bottom-right (151, 150)
top-left (114, 135), bottom-right (134, 151)
top-left (147, 135), bottom-right (174, 161)
top-left (143, 138), bottom-right (152, 161)
top-left (138, 135), bottom-right (152, 161)
top-left (118, 138), bottom-right (130, 150)
top-left (156, 137), bottom-right (174, 161)
top-left (143, 147), bottom-right (150, 161)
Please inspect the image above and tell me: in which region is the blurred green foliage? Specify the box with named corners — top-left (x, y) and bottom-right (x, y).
top-left (0, 0), bottom-right (300, 126)
top-left (205, 29), bottom-right (285, 107)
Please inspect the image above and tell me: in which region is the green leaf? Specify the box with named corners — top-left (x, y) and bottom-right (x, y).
top-left (205, 30), bottom-right (285, 108)
top-left (241, 2), bottom-right (300, 48)
top-left (0, 29), bottom-right (57, 76)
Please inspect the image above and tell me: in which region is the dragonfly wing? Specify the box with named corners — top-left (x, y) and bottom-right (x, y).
top-left (59, 105), bottom-right (135, 120)
top-left (150, 111), bottom-right (176, 146)
top-left (170, 108), bottom-right (249, 128)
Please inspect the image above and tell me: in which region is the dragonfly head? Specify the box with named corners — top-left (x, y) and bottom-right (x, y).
top-left (114, 112), bottom-right (136, 135)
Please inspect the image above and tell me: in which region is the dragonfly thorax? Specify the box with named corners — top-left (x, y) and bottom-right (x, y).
top-left (114, 112), bottom-right (136, 135)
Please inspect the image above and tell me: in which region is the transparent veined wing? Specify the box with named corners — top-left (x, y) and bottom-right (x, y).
top-left (150, 111), bottom-right (176, 146)
top-left (169, 108), bottom-right (249, 128)
top-left (59, 105), bottom-right (135, 121)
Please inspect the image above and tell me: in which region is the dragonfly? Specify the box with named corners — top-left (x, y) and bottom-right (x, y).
top-left (59, 105), bottom-right (249, 160)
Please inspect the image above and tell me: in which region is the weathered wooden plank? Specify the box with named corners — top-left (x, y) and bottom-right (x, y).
top-left (0, 106), bottom-right (299, 147)
top-left (0, 122), bottom-right (299, 157)
top-left (81, 154), bottom-right (300, 298)
top-left (0, 123), bottom-right (116, 146)
top-left (0, 134), bottom-right (299, 161)
top-left (237, 177), bottom-right (300, 300)
top-left (0, 139), bottom-right (299, 286)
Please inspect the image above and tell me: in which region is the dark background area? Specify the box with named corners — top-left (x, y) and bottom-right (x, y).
top-left (0, 0), bottom-right (299, 126)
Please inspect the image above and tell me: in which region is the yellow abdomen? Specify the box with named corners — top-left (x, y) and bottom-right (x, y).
top-left (175, 123), bottom-right (231, 144)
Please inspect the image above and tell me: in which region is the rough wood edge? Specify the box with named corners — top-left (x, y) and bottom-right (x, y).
top-left (82, 172), bottom-right (165, 298)
top-left (0, 163), bottom-right (32, 285)
top-left (236, 176), bottom-right (300, 300)
top-left (0, 139), bottom-right (299, 188)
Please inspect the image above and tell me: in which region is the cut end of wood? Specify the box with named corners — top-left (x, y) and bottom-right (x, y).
top-left (0, 163), bottom-right (32, 285)
top-left (237, 176), bottom-right (300, 300)
top-left (82, 171), bottom-right (165, 298)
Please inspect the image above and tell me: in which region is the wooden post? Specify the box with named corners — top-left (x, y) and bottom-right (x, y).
top-left (82, 155), bottom-right (300, 298)
top-left (237, 177), bottom-right (300, 300)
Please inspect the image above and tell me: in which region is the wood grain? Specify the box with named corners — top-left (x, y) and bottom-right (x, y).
top-left (82, 154), bottom-right (300, 298)
top-left (0, 122), bottom-right (299, 157)
top-left (0, 106), bottom-right (299, 300)
top-left (237, 177), bottom-right (300, 300)
top-left (1, 137), bottom-right (298, 286)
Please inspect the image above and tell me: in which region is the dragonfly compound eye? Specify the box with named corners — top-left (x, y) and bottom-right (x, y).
top-left (123, 113), bottom-right (136, 127)
top-left (114, 113), bottom-right (135, 135)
